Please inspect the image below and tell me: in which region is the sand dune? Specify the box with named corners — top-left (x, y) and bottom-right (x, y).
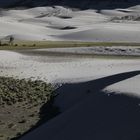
top-left (21, 71), bottom-right (140, 140)
top-left (1, 5), bottom-right (140, 41)
top-left (0, 49), bottom-right (140, 140)
top-left (1, 2), bottom-right (140, 140)
top-left (57, 23), bottom-right (140, 42)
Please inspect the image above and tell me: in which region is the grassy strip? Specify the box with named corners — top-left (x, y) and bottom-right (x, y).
top-left (0, 41), bottom-right (140, 50)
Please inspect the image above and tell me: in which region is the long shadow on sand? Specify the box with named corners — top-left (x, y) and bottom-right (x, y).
top-left (20, 70), bottom-right (140, 140)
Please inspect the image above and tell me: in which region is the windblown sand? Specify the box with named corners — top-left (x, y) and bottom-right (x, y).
top-left (1, 5), bottom-right (140, 42)
top-left (0, 48), bottom-right (140, 140)
top-left (0, 48), bottom-right (140, 96)
top-left (7, 47), bottom-right (138, 140)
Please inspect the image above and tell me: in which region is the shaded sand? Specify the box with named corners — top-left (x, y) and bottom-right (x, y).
top-left (21, 71), bottom-right (140, 140)
top-left (0, 49), bottom-right (140, 140)
top-left (1, 2), bottom-right (140, 140)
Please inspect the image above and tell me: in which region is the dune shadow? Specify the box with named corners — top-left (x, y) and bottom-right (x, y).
top-left (53, 70), bottom-right (140, 111)
top-left (20, 70), bottom-right (140, 140)
top-left (1, 0), bottom-right (140, 10)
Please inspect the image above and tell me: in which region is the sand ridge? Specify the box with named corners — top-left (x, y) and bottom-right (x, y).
top-left (1, 5), bottom-right (140, 42)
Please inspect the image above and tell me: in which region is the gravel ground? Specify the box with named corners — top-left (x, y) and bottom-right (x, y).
top-left (0, 77), bottom-right (53, 140)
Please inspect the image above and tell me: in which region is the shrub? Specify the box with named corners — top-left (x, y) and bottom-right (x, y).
top-left (0, 77), bottom-right (53, 105)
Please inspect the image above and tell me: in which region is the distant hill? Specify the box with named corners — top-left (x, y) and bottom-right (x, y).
top-left (0, 0), bottom-right (140, 9)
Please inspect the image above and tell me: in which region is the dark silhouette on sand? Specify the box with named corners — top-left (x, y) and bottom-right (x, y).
top-left (20, 70), bottom-right (140, 140)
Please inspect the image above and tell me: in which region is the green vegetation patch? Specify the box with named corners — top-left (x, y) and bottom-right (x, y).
top-left (0, 77), bottom-right (53, 106)
top-left (0, 41), bottom-right (140, 50)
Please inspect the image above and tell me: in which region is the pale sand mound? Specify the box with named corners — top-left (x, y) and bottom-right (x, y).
top-left (57, 24), bottom-right (140, 42)
top-left (1, 5), bottom-right (140, 41)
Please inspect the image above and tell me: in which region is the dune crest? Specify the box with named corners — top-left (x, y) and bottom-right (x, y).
top-left (1, 5), bottom-right (140, 42)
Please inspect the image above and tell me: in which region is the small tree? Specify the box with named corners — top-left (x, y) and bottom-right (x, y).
top-left (9, 36), bottom-right (14, 46)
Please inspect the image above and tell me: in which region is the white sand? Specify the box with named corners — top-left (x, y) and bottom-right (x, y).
top-left (1, 4), bottom-right (140, 139)
top-left (14, 48), bottom-right (139, 140)
top-left (1, 5), bottom-right (140, 42)
top-left (0, 49), bottom-right (140, 140)
top-left (0, 49), bottom-right (140, 95)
